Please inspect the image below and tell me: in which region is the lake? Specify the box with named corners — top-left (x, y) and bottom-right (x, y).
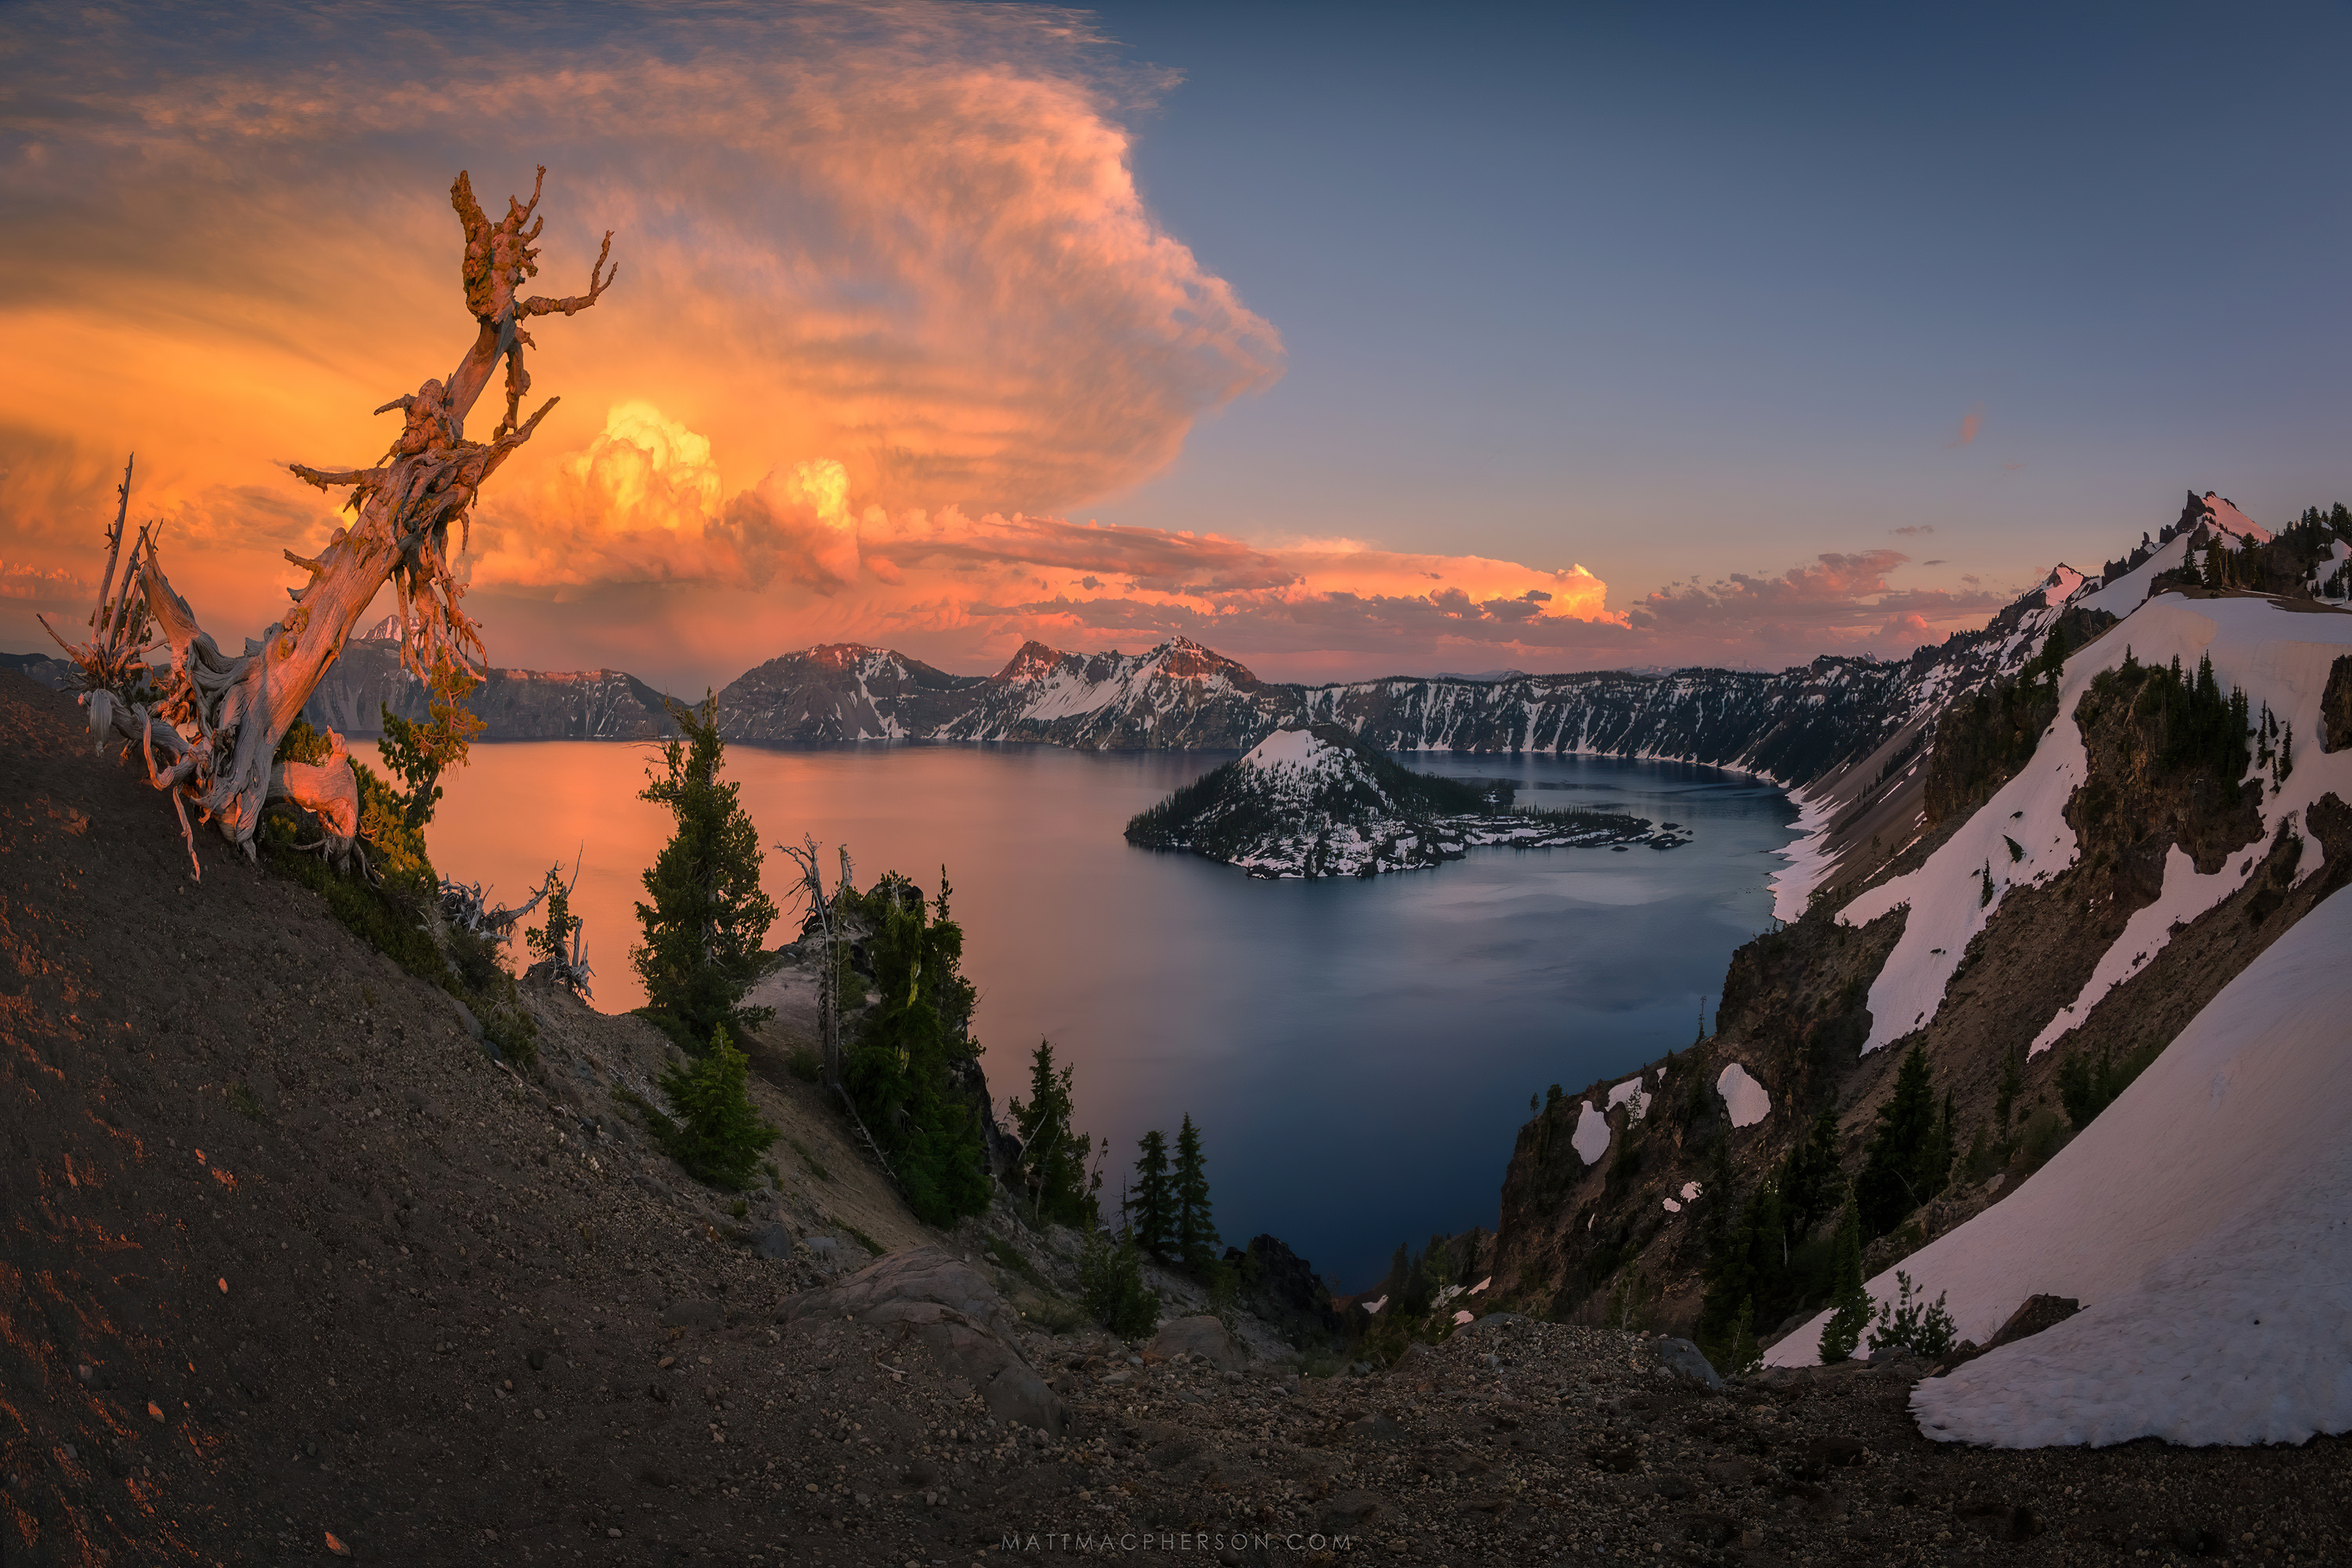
top-left (398, 740), bottom-right (1800, 1291)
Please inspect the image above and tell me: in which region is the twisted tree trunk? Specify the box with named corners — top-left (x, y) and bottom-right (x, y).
top-left (52, 169), bottom-right (614, 876)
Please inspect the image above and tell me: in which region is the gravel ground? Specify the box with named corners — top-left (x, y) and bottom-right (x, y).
top-left (3, 670), bottom-right (2347, 1567)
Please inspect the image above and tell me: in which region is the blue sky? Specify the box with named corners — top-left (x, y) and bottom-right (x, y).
top-left (1087, 1), bottom-right (2352, 636)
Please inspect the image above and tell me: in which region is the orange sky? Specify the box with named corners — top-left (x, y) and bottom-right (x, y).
top-left (0, 0), bottom-right (2005, 689)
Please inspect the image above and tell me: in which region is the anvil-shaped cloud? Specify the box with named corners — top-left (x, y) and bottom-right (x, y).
top-left (0, 1), bottom-right (2000, 685)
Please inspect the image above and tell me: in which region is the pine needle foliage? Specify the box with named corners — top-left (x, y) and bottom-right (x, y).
top-left (1819, 1202), bottom-right (1869, 1364)
top-left (655, 1026), bottom-right (778, 1190)
top-left (1131, 1129), bottom-right (1175, 1259)
top-left (839, 871), bottom-right (989, 1226)
top-left (631, 694), bottom-right (778, 1048)
top-left (1006, 1040), bottom-right (1099, 1229)
top-left (1173, 1114), bottom-right (1218, 1271)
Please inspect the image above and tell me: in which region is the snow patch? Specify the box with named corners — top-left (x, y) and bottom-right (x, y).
top-left (1607, 1075), bottom-right (1652, 1123)
top-left (1572, 1100), bottom-right (1611, 1166)
top-left (1716, 1064), bottom-right (1772, 1128)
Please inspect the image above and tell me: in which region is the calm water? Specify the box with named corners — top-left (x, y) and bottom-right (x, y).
top-left (397, 741), bottom-right (1799, 1289)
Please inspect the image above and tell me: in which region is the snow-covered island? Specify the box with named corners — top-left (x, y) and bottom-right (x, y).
top-left (1124, 722), bottom-right (1687, 878)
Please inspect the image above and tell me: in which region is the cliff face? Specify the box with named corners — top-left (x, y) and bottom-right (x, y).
top-left (300, 636), bottom-right (679, 741)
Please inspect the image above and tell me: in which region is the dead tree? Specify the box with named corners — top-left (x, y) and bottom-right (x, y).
top-left (47, 168), bottom-right (614, 877)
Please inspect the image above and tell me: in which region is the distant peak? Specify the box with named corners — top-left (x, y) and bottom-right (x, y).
top-left (804, 642), bottom-right (888, 669)
top-left (995, 639), bottom-right (1066, 680)
top-left (1149, 638), bottom-right (1258, 685)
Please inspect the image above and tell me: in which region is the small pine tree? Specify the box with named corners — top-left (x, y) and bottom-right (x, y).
top-left (632, 694), bottom-right (779, 1046)
top-left (1172, 1114), bottom-right (1217, 1272)
top-left (1005, 1040), bottom-right (1098, 1229)
top-left (1995, 1043), bottom-right (2023, 1134)
top-left (655, 1026), bottom-right (778, 1189)
top-left (1729, 1295), bottom-right (1760, 1378)
top-left (1131, 1129), bottom-right (1174, 1259)
top-left (1819, 1201), bottom-right (1869, 1364)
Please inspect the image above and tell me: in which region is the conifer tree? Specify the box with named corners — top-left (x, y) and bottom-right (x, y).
top-left (1730, 1296), bottom-right (1760, 1378)
top-left (1856, 1041), bottom-right (1939, 1238)
top-left (1132, 1129), bottom-right (1174, 1259)
top-left (1819, 1201), bottom-right (1869, 1364)
top-left (1006, 1040), bottom-right (1098, 1229)
top-left (1173, 1114), bottom-right (1218, 1270)
top-left (633, 695), bottom-right (778, 1046)
top-left (1780, 1104), bottom-right (1843, 1237)
top-left (655, 1026), bottom-right (778, 1190)
top-left (842, 875), bottom-right (989, 1226)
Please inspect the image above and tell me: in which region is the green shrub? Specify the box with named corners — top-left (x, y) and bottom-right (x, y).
top-left (1078, 1229), bottom-right (1159, 1340)
top-left (1866, 1270), bottom-right (1957, 1359)
top-left (655, 1027), bottom-right (779, 1190)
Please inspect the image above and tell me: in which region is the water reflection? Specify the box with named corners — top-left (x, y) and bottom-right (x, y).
top-left (398, 741), bottom-right (1799, 1289)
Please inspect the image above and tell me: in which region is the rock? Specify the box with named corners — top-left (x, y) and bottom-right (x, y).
top-left (780, 1246), bottom-right (1065, 1433)
top-left (1985, 1294), bottom-right (2081, 1351)
top-left (1652, 1337), bottom-right (1723, 1392)
top-left (803, 1235), bottom-right (842, 1260)
top-left (1145, 1315), bottom-right (1248, 1373)
top-left (1221, 1234), bottom-right (1343, 1340)
top-left (1322, 1490), bottom-right (1385, 1530)
top-left (750, 1223), bottom-right (796, 1261)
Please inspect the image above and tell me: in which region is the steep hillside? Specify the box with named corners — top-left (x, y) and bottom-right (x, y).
top-left (1784, 883), bottom-right (2352, 1449)
top-left (1485, 573), bottom-right (2352, 1443)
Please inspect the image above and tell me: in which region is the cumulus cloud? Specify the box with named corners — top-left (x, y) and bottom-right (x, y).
top-left (0, 0), bottom-right (1281, 641)
top-left (0, 559), bottom-right (86, 603)
top-left (458, 400), bottom-right (1622, 671)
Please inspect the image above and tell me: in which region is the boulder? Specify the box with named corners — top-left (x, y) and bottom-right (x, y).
top-left (1653, 1336), bottom-right (1723, 1392)
top-left (781, 1247), bottom-right (1064, 1432)
top-left (749, 1223), bottom-right (795, 1261)
top-left (1985, 1294), bottom-right (2081, 1351)
top-left (1145, 1314), bottom-right (1248, 1373)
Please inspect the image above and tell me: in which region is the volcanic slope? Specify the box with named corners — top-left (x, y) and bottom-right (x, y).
top-left (11, 674), bottom-right (2352, 1565)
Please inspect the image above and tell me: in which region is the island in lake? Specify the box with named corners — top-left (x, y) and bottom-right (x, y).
top-left (1124, 722), bottom-right (1689, 878)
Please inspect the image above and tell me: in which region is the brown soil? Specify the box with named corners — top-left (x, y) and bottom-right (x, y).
top-left (6, 671), bottom-right (2350, 1568)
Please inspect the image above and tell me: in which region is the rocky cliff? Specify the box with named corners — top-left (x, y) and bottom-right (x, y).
top-left (1482, 503), bottom-right (2352, 1401)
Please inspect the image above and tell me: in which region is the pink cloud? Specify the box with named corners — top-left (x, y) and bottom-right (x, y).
top-left (1945, 404), bottom-right (1983, 449)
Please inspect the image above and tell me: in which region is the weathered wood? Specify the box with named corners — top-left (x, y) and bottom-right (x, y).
top-left (56, 169), bottom-right (616, 876)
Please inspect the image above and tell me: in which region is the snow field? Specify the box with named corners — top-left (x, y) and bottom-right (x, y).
top-left (1770, 886), bottom-right (2352, 1448)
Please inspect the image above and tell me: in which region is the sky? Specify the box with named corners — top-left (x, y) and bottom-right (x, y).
top-left (7, 0), bottom-right (2352, 691)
